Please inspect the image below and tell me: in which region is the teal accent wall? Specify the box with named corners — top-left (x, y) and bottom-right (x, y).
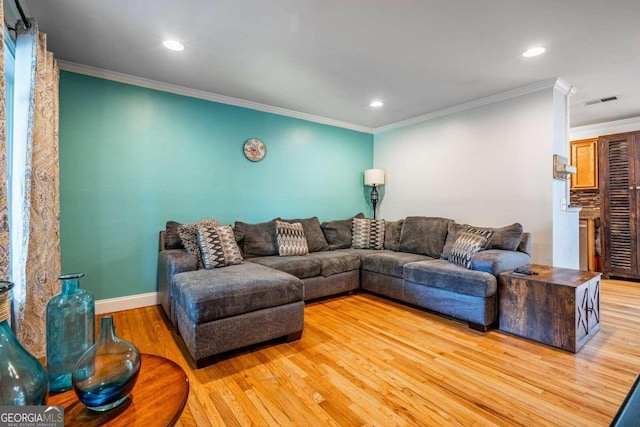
top-left (59, 71), bottom-right (373, 300)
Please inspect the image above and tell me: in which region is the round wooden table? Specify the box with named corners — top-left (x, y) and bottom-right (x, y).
top-left (48, 353), bottom-right (189, 426)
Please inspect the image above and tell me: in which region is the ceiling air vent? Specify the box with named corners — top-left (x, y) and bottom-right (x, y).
top-left (584, 96), bottom-right (618, 106)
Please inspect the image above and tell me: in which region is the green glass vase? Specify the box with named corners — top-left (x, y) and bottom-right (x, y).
top-left (46, 273), bottom-right (95, 392)
top-left (0, 281), bottom-right (49, 405)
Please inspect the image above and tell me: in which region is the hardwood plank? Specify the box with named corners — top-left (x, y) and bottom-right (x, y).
top-left (101, 279), bottom-right (640, 426)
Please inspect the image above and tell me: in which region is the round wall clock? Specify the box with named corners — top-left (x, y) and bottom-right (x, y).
top-left (243, 138), bottom-right (266, 162)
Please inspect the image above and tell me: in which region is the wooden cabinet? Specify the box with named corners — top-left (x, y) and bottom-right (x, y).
top-left (571, 138), bottom-right (598, 189)
top-left (599, 131), bottom-right (640, 279)
top-left (498, 265), bottom-right (601, 352)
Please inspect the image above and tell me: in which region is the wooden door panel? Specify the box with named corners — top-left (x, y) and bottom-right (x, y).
top-left (599, 132), bottom-right (640, 278)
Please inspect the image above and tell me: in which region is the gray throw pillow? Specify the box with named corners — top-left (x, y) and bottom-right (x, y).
top-left (233, 220), bottom-right (279, 257)
top-left (383, 219), bottom-right (403, 251)
top-left (399, 216), bottom-right (453, 258)
top-left (275, 220), bottom-right (309, 256)
top-left (197, 224), bottom-right (243, 268)
top-left (320, 213), bottom-right (365, 250)
top-left (177, 218), bottom-right (221, 267)
top-left (351, 218), bottom-right (385, 250)
top-left (441, 222), bottom-right (469, 260)
top-left (449, 229), bottom-right (493, 269)
top-left (280, 217), bottom-right (329, 252)
top-left (489, 223), bottom-right (524, 251)
top-left (165, 220), bottom-right (184, 250)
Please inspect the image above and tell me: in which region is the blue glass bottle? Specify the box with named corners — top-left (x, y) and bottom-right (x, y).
top-left (0, 281), bottom-right (49, 405)
top-left (72, 315), bottom-right (141, 411)
top-left (46, 273), bottom-right (95, 392)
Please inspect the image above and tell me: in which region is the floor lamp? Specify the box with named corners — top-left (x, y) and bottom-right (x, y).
top-left (364, 169), bottom-right (385, 219)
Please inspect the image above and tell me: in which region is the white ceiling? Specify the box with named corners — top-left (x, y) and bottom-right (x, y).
top-left (13, 0), bottom-right (640, 131)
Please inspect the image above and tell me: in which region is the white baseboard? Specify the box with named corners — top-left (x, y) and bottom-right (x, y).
top-left (95, 292), bottom-right (159, 314)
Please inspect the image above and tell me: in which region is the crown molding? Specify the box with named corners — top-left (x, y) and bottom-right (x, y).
top-left (57, 60), bottom-right (375, 134)
top-left (553, 78), bottom-right (575, 96)
top-left (374, 78), bottom-right (563, 134)
top-left (570, 116), bottom-right (640, 134)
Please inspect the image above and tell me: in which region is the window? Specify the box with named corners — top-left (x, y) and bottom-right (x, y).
top-left (3, 26), bottom-right (16, 327)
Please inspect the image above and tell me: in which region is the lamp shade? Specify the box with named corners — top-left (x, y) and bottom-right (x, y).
top-left (364, 169), bottom-right (385, 186)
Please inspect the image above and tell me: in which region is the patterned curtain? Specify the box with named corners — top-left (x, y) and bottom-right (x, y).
top-left (13, 19), bottom-right (61, 357)
top-left (0, 2), bottom-right (8, 282)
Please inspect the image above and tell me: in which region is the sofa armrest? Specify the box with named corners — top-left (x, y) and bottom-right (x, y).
top-left (471, 249), bottom-right (531, 276)
top-left (158, 249), bottom-right (198, 323)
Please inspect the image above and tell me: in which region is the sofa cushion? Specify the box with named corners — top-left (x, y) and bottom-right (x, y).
top-left (384, 219), bottom-right (404, 251)
top-left (165, 221), bottom-right (185, 250)
top-left (178, 218), bottom-right (221, 266)
top-left (471, 249), bottom-right (531, 276)
top-left (197, 224), bottom-right (244, 268)
top-left (399, 216), bottom-right (453, 258)
top-left (351, 218), bottom-right (385, 250)
top-left (449, 229), bottom-right (493, 269)
top-left (363, 251), bottom-right (432, 278)
top-left (306, 251), bottom-right (361, 277)
top-left (320, 213), bottom-right (364, 250)
top-left (249, 256), bottom-right (321, 279)
top-left (403, 259), bottom-right (497, 298)
top-left (275, 221), bottom-right (309, 256)
top-left (233, 219), bottom-right (279, 257)
top-left (280, 217), bottom-right (329, 252)
top-left (488, 223), bottom-right (524, 251)
top-left (173, 263), bottom-right (303, 324)
top-left (335, 248), bottom-right (395, 262)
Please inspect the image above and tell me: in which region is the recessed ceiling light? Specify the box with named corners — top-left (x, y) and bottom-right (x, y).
top-left (163, 40), bottom-right (185, 51)
top-left (522, 47), bottom-right (546, 57)
top-left (370, 100), bottom-right (384, 107)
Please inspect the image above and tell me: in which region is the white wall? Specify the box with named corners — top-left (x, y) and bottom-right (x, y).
top-left (552, 85), bottom-right (580, 269)
top-left (374, 81), bottom-right (578, 267)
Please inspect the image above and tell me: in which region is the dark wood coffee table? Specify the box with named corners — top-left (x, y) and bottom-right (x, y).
top-left (498, 264), bottom-right (601, 352)
top-left (48, 353), bottom-right (189, 426)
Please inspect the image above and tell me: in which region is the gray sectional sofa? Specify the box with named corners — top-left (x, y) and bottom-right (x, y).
top-left (158, 214), bottom-right (531, 367)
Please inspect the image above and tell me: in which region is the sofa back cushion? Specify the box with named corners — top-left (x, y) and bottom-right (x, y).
top-left (399, 216), bottom-right (453, 258)
top-left (233, 219), bottom-right (279, 257)
top-left (488, 223), bottom-right (524, 251)
top-left (383, 219), bottom-right (403, 251)
top-left (279, 217), bottom-right (329, 252)
top-left (320, 213), bottom-right (364, 250)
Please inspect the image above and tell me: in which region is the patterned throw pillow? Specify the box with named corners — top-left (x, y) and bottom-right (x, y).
top-left (449, 228), bottom-right (494, 269)
top-left (275, 220), bottom-right (309, 256)
top-left (178, 218), bottom-right (220, 267)
top-left (197, 224), bottom-right (244, 268)
top-left (351, 218), bottom-right (385, 250)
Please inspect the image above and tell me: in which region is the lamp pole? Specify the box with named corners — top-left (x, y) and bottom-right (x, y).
top-left (371, 184), bottom-right (379, 219)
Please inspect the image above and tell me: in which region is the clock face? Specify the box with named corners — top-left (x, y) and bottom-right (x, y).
top-left (243, 138), bottom-right (266, 162)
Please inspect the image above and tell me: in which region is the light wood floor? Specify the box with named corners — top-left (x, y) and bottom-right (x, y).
top-left (108, 279), bottom-right (640, 426)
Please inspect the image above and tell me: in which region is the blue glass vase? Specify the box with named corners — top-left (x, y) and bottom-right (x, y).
top-left (72, 315), bottom-right (141, 411)
top-left (0, 281), bottom-right (49, 405)
top-left (46, 273), bottom-right (95, 392)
